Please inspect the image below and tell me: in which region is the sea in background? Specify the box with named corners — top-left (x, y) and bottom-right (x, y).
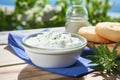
top-left (0, 0), bottom-right (120, 12)
top-left (0, 0), bottom-right (120, 19)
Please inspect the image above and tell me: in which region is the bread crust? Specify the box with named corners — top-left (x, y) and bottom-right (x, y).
top-left (96, 22), bottom-right (120, 42)
top-left (78, 26), bottom-right (112, 43)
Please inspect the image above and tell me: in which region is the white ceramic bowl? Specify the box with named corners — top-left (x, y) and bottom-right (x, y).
top-left (22, 32), bottom-right (87, 68)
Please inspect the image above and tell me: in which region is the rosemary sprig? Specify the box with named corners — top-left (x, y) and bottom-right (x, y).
top-left (88, 42), bottom-right (120, 76)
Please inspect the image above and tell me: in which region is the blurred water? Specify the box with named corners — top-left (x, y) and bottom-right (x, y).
top-left (109, 0), bottom-right (120, 13)
top-left (0, 0), bottom-right (120, 13)
top-left (0, 0), bottom-right (14, 6)
top-left (0, 0), bottom-right (120, 19)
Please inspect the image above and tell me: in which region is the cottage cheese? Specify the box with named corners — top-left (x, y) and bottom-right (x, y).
top-left (25, 31), bottom-right (81, 49)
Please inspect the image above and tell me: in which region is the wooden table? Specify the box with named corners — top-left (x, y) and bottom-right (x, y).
top-left (0, 27), bottom-right (119, 80)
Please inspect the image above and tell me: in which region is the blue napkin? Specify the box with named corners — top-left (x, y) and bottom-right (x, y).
top-left (8, 31), bottom-right (94, 77)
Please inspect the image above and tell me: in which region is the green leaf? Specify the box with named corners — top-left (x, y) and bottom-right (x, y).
top-left (88, 42), bottom-right (120, 76)
top-left (113, 41), bottom-right (120, 52)
top-left (91, 65), bottom-right (104, 71)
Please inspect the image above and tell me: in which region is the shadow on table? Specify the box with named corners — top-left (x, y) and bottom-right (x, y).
top-left (17, 64), bottom-right (120, 80)
top-left (17, 64), bottom-right (85, 80)
top-left (92, 72), bottom-right (120, 80)
top-left (4, 45), bottom-right (16, 56)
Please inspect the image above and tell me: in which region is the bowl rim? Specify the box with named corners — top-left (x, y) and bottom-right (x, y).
top-left (21, 32), bottom-right (87, 50)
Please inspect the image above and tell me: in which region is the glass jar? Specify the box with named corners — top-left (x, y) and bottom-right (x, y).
top-left (65, 5), bottom-right (88, 34)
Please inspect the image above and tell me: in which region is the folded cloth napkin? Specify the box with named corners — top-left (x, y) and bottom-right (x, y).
top-left (8, 30), bottom-right (94, 77)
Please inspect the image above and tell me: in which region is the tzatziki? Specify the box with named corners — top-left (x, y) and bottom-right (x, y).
top-left (25, 31), bottom-right (82, 49)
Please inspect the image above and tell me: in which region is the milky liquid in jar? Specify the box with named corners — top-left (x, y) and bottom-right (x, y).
top-left (66, 17), bottom-right (88, 33)
top-left (65, 5), bottom-right (88, 34)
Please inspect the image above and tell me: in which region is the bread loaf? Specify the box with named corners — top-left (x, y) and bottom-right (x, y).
top-left (78, 26), bottom-right (112, 43)
top-left (95, 22), bottom-right (120, 42)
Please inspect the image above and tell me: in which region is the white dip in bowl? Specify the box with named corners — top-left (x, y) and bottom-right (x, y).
top-left (22, 31), bottom-right (87, 68)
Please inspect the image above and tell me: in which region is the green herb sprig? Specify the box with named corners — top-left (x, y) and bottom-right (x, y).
top-left (88, 42), bottom-right (120, 76)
